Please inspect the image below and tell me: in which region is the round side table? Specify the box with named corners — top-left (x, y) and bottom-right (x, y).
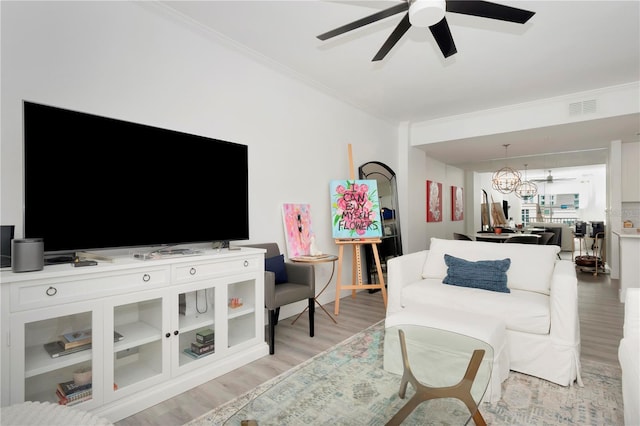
top-left (290, 254), bottom-right (339, 324)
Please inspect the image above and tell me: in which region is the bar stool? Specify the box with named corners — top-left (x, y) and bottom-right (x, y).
top-left (574, 234), bottom-right (587, 256)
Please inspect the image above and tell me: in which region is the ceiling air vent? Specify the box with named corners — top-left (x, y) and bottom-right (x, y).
top-left (569, 99), bottom-right (597, 116)
top-left (582, 99), bottom-right (597, 114)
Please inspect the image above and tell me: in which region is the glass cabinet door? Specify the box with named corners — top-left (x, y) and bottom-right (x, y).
top-left (176, 284), bottom-right (217, 370)
top-left (227, 278), bottom-right (256, 349)
top-left (105, 290), bottom-right (168, 403)
top-left (12, 303), bottom-right (101, 408)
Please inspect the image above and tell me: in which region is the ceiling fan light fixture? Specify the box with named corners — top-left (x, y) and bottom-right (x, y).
top-left (317, 1), bottom-right (534, 61)
top-left (409, 0), bottom-right (446, 27)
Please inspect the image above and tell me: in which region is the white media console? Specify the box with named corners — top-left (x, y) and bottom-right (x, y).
top-left (0, 247), bottom-right (268, 422)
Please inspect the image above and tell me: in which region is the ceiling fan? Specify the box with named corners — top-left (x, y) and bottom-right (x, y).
top-left (317, 0), bottom-right (535, 61)
top-left (531, 170), bottom-right (577, 184)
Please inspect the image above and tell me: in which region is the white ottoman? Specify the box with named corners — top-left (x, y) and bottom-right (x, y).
top-left (384, 305), bottom-right (509, 403)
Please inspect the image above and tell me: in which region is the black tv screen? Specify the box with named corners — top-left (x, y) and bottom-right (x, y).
top-left (23, 101), bottom-right (249, 254)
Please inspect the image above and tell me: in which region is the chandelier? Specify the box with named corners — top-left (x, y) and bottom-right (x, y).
top-left (515, 164), bottom-right (538, 200)
top-left (491, 144), bottom-right (521, 194)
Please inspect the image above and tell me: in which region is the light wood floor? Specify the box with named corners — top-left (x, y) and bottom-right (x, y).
top-left (116, 258), bottom-right (624, 426)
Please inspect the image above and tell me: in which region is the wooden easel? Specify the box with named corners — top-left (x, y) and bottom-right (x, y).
top-left (334, 145), bottom-right (388, 315)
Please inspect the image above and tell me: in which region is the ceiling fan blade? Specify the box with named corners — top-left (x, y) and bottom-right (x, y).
top-left (429, 17), bottom-right (457, 58)
top-left (372, 13), bottom-right (411, 61)
top-left (446, 0), bottom-right (535, 24)
top-left (317, 2), bottom-right (409, 41)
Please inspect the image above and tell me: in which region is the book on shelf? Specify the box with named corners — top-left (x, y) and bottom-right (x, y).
top-left (196, 328), bottom-right (214, 344)
top-left (56, 389), bottom-right (93, 406)
top-left (183, 347), bottom-right (215, 359)
top-left (56, 387), bottom-right (92, 401)
top-left (61, 329), bottom-right (92, 349)
top-left (57, 389), bottom-right (92, 406)
top-left (44, 331), bottom-right (124, 358)
top-left (57, 380), bottom-right (91, 397)
top-left (56, 381), bottom-right (92, 406)
top-left (191, 341), bottom-right (214, 355)
top-left (62, 329), bottom-right (92, 343)
top-left (44, 341), bottom-right (91, 358)
top-left (56, 383), bottom-right (117, 406)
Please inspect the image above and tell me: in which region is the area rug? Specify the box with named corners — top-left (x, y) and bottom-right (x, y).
top-left (187, 321), bottom-right (623, 426)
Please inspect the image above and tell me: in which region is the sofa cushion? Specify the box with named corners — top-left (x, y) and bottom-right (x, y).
top-left (422, 237), bottom-right (559, 295)
top-left (402, 278), bottom-right (551, 334)
top-left (265, 254), bottom-right (288, 284)
top-left (443, 254), bottom-right (511, 293)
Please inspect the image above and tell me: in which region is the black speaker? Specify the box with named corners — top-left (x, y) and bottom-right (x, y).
top-left (590, 221), bottom-right (605, 238)
top-left (1, 225), bottom-right (14, 268)
top-left (12, 238), bottom-right (44, 272)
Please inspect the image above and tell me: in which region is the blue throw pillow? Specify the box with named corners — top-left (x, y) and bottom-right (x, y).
top-left (442, 254), bottom-right (511, 293)
top-left (265, 254), bottom-right (288, 284)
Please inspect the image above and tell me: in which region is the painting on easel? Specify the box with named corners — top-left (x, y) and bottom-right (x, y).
top-left (282, 203), bottom-right (315, 258)
top-left (330, 180), bottom-right (382, 239)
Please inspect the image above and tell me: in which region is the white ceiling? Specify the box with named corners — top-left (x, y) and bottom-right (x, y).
top-left (159, 0), bottom-right (640, 172)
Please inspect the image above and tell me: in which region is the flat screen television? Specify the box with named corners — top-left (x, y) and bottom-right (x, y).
top-left (23, 101), bottom-right (249, 254)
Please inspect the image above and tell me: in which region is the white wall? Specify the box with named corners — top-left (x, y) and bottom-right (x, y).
top-left (409, 83), bottom-right (639, 146)
top-left (0, 1), bottom-right (397, 314)
top-left (403, 147), bottom-right (466, 252)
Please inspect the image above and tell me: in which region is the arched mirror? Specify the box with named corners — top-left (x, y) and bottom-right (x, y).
top-left (358, 161), bottom-right (403, 285)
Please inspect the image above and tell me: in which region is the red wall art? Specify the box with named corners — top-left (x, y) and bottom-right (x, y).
top-left (451, 186), bottom-right (464, 221)
top-left (426, 180), bottom-right (442, 223)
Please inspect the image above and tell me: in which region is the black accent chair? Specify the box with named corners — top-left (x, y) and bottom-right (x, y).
top-left (537, 232), bottom-right (556, 246)
top-left (475, 231), bottom-right (500, 242)
top-left (504, 235), bottom-right (539, 244)
top-left (547, 227), bottom-right (562, 248)
top-left (475, 236), bottom-right (499, 242)
top-left (244, 243), bottom-right (315, 355)
top-left (453, 233), bottom-right (474, 241)
top-left (530, 227), bottom-right (562, 257)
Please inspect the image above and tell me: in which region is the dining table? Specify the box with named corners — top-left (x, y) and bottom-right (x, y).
top-left (474, 232), bottom-right (540, 243)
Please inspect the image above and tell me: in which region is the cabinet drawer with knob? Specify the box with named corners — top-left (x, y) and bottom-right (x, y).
top-left (173, 255), bottom-right (262, 283)
top-left (9, 267), bottom-right (170, 312)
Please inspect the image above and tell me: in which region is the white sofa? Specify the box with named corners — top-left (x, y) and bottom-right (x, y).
top-left (386, 237), bottom-right (582, 387)
top-left (619, 288), bottom-right (639, 425)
